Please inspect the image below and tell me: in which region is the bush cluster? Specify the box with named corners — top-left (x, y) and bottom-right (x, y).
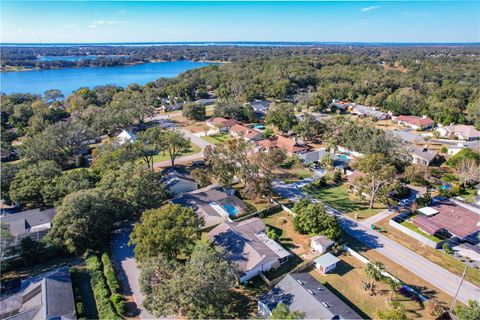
top-left (85, 254), bottom-right (122, 320)
top-left (69, 268), bottom-right (86, 320)
top-left (101, 253), bottom-right (126, 316)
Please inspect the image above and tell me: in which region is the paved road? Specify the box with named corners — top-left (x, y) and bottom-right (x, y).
top-left (360, 209), bottom-right (394, 226)
top-left (111, 226), bottom-right (155, 319)
top-left (272, 179), bottom-right (480, 304)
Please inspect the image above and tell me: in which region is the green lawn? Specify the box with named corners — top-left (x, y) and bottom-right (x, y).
top-left (201, 133), bottom-right (229, 145)
top-left (152, 142), bottom-right (201, 163)
top-left (303, 183), bottom-right (386, 218)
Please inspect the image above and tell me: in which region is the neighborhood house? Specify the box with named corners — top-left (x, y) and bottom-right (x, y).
top-left (351, 105), bottom-right (390, 120)
top-left (258, 273), bottom-right (361, 319)
top-left (408, 145), bottom-right (438, 166)
top-left (310, 235), bottom-right (334, 254)
top-left (170, 184), bottom-right (247, 229)
top-left (208, 217), bottom-right (290, 282)
top-left (314, 252), bottom-right (340, 274)
top-left (116, 129), bottom-right (136, 145)
top-left (257, 135), bottom-right (307, 155)
top-left (395, 115), bottom-right (434, 130)
top-left (0, 267), bottom-right (76, 320)
top-left (230, 124), bottom-right (263, 141)
top-left (161, 167), bottom-right (198, 196)
top-left (207, 117), bottom-right (238, 133)
top-left (436, 124), bottom-right (480, 141)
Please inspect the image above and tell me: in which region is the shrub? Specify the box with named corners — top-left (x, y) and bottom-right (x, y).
top-left (278, 217), bottom-right (288, 225)
top-left (101, 253), bottom-right (120, 294)
top-left (76, 302), bottom-right (85, 317)
top-left (440, 146), bottom-right (448, 153)
top-left (85, 253), bottom-right (121, 320)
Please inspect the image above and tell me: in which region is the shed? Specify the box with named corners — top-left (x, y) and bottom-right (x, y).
top-left (314, 253), bottom-right (340, 274)
top-left (310, 235), bottom-right (334, 254)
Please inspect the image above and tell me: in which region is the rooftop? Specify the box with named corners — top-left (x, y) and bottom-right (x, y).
top-left (314, 252), bottom-right (340, 268)
top-left (408, 145), bottom-right (438, 162)
top-left (259, 273), bottom-right (361, 319)
top-left (1, 208), bottom-right (56, 237)
top-left (397, 115), bottom-right (434, 127)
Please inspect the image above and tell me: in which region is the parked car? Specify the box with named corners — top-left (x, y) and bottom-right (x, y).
top-left (398, 199), bottom-right (412, 207)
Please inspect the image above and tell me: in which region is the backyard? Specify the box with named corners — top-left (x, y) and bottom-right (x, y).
top-left (152, 142), bottom-right (201, 163)
top-left (303, 183), bottom-right (386, 219)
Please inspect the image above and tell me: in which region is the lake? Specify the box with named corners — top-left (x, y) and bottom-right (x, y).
top-left (0, 61), bottom-right (215, 95)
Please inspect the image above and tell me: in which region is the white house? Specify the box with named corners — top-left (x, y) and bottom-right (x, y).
top-left (116, 130), bottom-right (136, 145)
top-left (314, 252), bottom-right (340, 274)
top-left (310, 235), bottom-right (334, 254)
top-left (436, 125), bottom-right (480, 141)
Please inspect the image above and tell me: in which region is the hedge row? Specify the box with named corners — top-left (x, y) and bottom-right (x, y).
top-left (101, 253), bottom-right (126, 316)
top-left (85, 254), bottom-right (122, 320)
top-left (69, 268), bottom-right (87, 320)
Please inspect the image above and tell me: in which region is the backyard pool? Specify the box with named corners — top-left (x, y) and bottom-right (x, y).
top-left (222, 204), bottom-right (239, 217)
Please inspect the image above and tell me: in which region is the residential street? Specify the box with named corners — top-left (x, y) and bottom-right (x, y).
top-left (272, 179), bottom-right (480, 304)
top-left (111, 225), bottom-right (155, 320)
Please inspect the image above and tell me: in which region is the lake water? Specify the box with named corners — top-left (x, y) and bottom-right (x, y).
top-left (37, 55), bottom-right (127, 61)
top-left (0, 61), bottom-right (214, 95)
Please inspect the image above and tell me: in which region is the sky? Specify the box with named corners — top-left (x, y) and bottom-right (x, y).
top-left (1, 1), bottom-right (479, 43)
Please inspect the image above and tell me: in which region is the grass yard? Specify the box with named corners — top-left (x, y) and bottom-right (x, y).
top-left (152, 142), bottom-right (201, 163)
top-left (309, 254), bottom-right (439, 319)
top-left (201, 133), bottom-right (229, 145)
top-left (277, 166), bottom-right (314, 183)
top-left (375, 217), bottom-right (480, 286)
top-left (262, 211), bottom-right (311, 257)
top-left (304, 183), bottom-right (386, 219)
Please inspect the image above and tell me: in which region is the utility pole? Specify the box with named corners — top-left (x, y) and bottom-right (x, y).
top-left (450, 265), bottom-right (468, 312)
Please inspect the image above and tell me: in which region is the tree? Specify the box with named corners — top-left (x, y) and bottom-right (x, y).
top-left (378, 301), bottom-right (408, 320)
top-left (402, 165), bottom-right (430, 186)
top-left (46, 189), bottom-right (126, 254)
top-left (319, 154), bottom-right (334, 170)
top-left (292, 199), bottom-right (342, 240)
top-left (9, 161), bottom-right (62, 207)
top-left (365, 261), bottom-right (385, 295)
top-left (190, 168), bottom-right (211, 188)
top-left (141, 241), bottom-right (237, 318)
top-left (160, 130), bottom-right (191, 167)
top-left (19, 236), bottom-right (44, 265)
top-left (1, 223), bottom-right (13, 255)
top-left (97, 162), bottom-right (166, 213)
top-left (265, 104), bottom-right (297, 133)
top-left (293, 113), bottom-right (321, 141)
top-left (44, 89), bottom-right (64, 102)
top-left (353, 154), bottom-right (397, 209)
top-left (455, 300), bottom-right (480, 320)
top-left (129, 204), bottom-right (203, 261)
top-left (182, 103), bottom-right (206, 121)
top-left (446, 148), bottom-right (480, 168)
top-left (456, 159), bottom-right (480, 188)
top-left (270, 303), bottom-right (306, 320)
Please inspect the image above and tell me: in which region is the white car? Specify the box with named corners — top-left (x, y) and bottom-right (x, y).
top-left (398, 199), bottom-right (412, 206)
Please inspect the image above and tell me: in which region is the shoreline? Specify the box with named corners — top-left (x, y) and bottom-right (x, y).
top-left (0, 59), bottom-right (227, 73)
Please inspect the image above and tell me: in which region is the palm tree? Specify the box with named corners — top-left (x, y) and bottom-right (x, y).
top-left (365, 261), bottom-right (385, 295)
top-left (385, 277), bottom-right (400, 302)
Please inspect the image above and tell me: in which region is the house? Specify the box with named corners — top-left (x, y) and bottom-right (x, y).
top-left (298, 149), bottom-right (330, 164)
top-left (414, 198), bottom-right (480, 242)
top-left (116, 130), bottom-right (136, 145)
top-left (408, 145), bottom-right (438, 166)
top-left (329, 99), bottom-right (355, 112)
top-left (257, 135), bottom-right (307, 155)
top-left (388, 129), bottom-right (426, 144)
top-left (310, 235), bottom-right (334, 254)
top-left (161, 167), bottom-right (198, 196)
top-left (1, 208), bottom-right (56, 257)
top-left (230, 124), bottom-right (263, 141)
top-left (447, 142), bottom-right (469, 156)
top-left (196, 98), bottom-right (216, 106)
top-left (208, 218), bottom-right (290, 282)
top-left (314, 252), bottom-right (340, 274)
top-left (207, 117), bottom-right (238, 133)
top-left (396, 115), bottom-right (434, 130)
top-left (351, 105), bottom-right (390, 120)
top-left (251, 100), bottom-right (273, 114)
top-left (0, 267), bottom-right (76, 320)
top-left (170, 184), bottom-right (247, 229)
top-left (436, 125), bottom-right (480, 141)
top-left (258, 273), bottom-right (361, 320)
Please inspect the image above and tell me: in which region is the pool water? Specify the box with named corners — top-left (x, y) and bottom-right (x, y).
top-left (254, 124), bottom-right (265, 129)
top-left (222, 204), bottom-right (239, 217)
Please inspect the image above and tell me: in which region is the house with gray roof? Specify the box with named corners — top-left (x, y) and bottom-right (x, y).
top-left (208, 217), bottom-right (290, 282)
top-left (161, 167), bottom-right (198, 196)
top-left (0, 267), bottom-right (76, 320)
top-left (258, 273), bottom-right (362, 319)
top-left (408, 145), bottom-right (438, 166)
top-left (1, 208), bottom-right (56, 258)
top-left (250, 100), bottom-right (273, 114)
top-left (170, 184), bottom-right (248, 229)
top-left (351, 105), bottom-right (390, 120)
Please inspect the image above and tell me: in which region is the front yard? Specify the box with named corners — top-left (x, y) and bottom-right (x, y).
top-left (399, 216), bottom-right (444, 242)
top-left (152, 142), bottom-right (201, 163)
top-left (201, 133), bottom-right (229, 145)
top-left (303, 183), bottom-right (386, 219)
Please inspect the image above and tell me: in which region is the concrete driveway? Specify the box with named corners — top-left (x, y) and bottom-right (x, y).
top-left (111, 225), bottom-right (155, 319)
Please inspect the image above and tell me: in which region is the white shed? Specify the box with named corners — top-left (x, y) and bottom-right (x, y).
top-left (314, 253), bottom-right (340, 274)
top-left (310, 235), bottom-right (334, 254)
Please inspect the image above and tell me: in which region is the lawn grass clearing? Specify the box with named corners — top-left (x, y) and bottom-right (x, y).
top-left (304, 183), bottom-right (386, 218)
top-left (201, 133), bottom-right (229, 145)
top-left (375, 217), bottom-right (480, 286)
top-left (399, 217), bottom-right (443, 242)
top-left (152, 142), bottom-right (201, 163)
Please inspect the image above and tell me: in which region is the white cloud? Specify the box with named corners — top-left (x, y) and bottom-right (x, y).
top-left (361, 6), bottom-right (380, 12)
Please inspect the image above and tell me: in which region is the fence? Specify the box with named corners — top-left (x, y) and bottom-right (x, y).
top-left (259, 260), bottom-right (316, 288)
top-left (233, 204), bottom-right (282, 222)
top-left (389, 218), bottom-right (443, 249)
top-left (345, 245), bottom-right (428, 302)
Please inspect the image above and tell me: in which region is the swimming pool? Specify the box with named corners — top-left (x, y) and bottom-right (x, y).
top-left (254, 124), bottom-right (265, 130)
top-left (337, 154), bottom-right (350, 161)
top-left (222, 204), bottom-right (239, 217)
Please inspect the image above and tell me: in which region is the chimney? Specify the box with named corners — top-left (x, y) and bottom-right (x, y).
top-left (423, 145), bottom-right (429, 152)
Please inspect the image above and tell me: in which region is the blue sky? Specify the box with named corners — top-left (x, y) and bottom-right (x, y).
top-left (1, 1), bottom-right (479, 43)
